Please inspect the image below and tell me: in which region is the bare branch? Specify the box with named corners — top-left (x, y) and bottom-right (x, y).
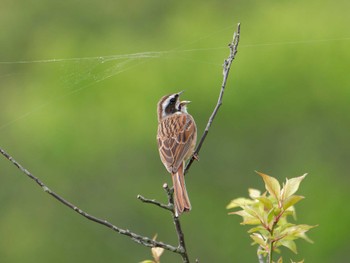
top-left (137, 193), bottom-right (172, 211)
top-left (185, 23), bottom-right (241, 174)
top-left (0, 147), bottom-right (179, 253)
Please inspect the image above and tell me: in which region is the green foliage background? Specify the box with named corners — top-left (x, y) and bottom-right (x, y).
top-left (0, 0), bottom-right (349, 262)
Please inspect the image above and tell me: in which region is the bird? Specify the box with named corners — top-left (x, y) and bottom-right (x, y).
top-left (157, 91), bottom-right (197, 217)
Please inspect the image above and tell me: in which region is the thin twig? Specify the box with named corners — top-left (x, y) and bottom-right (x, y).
top-left (137, 194), bottom-right (172, 211)
top-left (185, 23), bottom-right (241, 174)
top-left (0, 147), bottom-right (179, 253)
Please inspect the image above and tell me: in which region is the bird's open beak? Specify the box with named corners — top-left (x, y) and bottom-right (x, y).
top-left (180, 100), bottom-right (191, 105)
top-left (177, 90), bottom-right (185, 96)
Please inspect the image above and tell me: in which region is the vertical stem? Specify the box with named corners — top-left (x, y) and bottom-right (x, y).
top-left (267, 241), bottom-right (273, 263)
top-left (267, 213), bottom-right (281, 263)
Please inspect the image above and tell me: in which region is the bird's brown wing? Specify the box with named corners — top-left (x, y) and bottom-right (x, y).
top-left (157, 114), bottom-right (196, 174)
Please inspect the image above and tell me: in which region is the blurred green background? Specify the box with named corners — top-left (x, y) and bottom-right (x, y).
top-left (1, 0), bottom-right (349, 262)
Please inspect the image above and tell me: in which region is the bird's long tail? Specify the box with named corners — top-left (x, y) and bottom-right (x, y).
top-left (171, 162), bottom-right (191, 217)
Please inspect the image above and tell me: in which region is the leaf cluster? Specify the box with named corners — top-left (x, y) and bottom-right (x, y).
top-left (227, 172), bottom-right (316, 262)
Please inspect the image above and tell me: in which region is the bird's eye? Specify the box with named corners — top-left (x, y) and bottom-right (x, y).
top-left (169, 98), bottom-right (176, 104)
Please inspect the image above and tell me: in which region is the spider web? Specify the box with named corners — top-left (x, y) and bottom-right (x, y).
top-left (0, 24), bottom-right (349, 131)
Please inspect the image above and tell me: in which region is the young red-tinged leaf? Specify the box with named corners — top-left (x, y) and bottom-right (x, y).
top-left (256, 171), bottom-right (281, 200)
top-left (279, 240), bottom-right (297, 254)
top-left (249, 188), bottom-right (261, 199)
top-left (146, 234), bottom-right (164, 263)
top-left (250, 233), bottom-right (266, 247)
top-left (282, 174), bottom-right (307, 200)
top-left (282, 195), bottom-right (304, 210)
top-left (226, 197), bottom-right (255, 209)
top-left (152, 247), bottom-right (164, 263)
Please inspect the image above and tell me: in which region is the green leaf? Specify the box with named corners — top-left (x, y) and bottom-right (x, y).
top-left (242, 217), bottom-right (262, 225)
top-left (279, 240), bottom-right (297, 254)
top-left (274, 207), bottom-right (281, 216)
top-left (277, 222), bottom-right (295, 233)
top-left (281, 174), bottom-right (307, 200)
top-left (281, 224), bottom-right (317, 243)
top-left (228, 209), bottom-right (251, 218)
top-left (284, 205), bottom-right (297, 220)
top-left (248, 226), bottom-right (269, 236)
top-left (282, 195), bottom-right (305, 210)
top-left (140, 260), bottom-right (155, 263)
top-left (229, 210), bottom-right (261, 225)
top-left (226, 197), bottom-right (255, 209)
top-left (256, 171), bottom-right (281, 200)
top-left (277, 257), bottom-right (283, 263)
top-left (249, 188), bottom-right (261, 199)
top-left (256, 196), bottom-right (273, 210)
top-left (250, 233), bottom-right (266, 247)
top-left (297, 232), bottom-right (315, 243)
top-left (257, 249), bottom-right (267, 256)
top-left (274, 247), bottom-right (282, 254)
top-left (291, 224), bottom-right (316, 234)
top-left (266, 207), bottom-right (275, 226)
top-left (244, 205), bottom-right (261, 217)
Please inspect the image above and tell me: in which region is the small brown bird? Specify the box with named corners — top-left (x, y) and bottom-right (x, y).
top-left (157, 91), bottom-right (197, 217)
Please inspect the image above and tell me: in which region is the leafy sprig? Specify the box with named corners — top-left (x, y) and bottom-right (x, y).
top-left (227, 172), bottom-right (316, 263)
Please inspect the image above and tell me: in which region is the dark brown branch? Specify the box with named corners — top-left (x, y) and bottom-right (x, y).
top-left (0, 147), bottom-right (179, 253)
top-left (185, 23), bottom-right (241, 174)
